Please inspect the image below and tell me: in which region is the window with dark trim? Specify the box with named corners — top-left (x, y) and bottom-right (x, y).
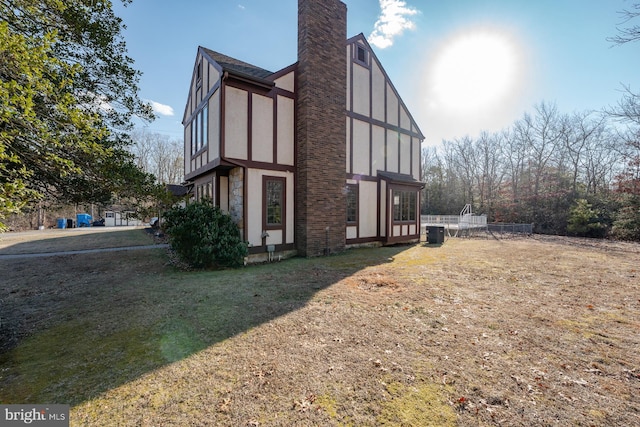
top-left (264, 177), bottom-right (284, 227)
top-left (191, 122), bottom-right (196, 156)
top-left (201, 105), bottom-right (208, 150)
top-left (393, 190), bottom-right (417, 222)
top-left (356, 45), bottom-right (367, 63)
top-left (191, 105), bottom-right (208, 155)
top-left (197, 60), bottom-right (203, 84)
top-left (346, 184), bottom-right (358, 224)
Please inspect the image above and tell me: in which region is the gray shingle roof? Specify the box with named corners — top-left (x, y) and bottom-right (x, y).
top-left (377, 171), bottom-right (425, 186)
top-left (166, 183), bottom-right (190, 197)
top-left (201, 47), bottom-right (273, 80)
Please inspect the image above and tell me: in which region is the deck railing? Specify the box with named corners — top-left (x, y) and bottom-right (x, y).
top-left (421, 214), bottom-right (487, 228)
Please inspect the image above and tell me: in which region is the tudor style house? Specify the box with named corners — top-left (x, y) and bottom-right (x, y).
top-left (182, 0), bottom-right (424, 259)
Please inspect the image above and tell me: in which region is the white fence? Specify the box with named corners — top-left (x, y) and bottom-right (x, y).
top-left (421, 214), bottom-right (487, 229)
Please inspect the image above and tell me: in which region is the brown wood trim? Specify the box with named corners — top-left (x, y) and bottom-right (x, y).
top-left (384, 117), bottom-right (388, 171)
top-left (349, 117), bottom-right (353, 174)
top-left (271, 87), bottom-right (295, 99)
top-left (185, 157), bottom-right (238, 181)
top-left (410, 136), bottom-right (414, 178)
top-left (199, 46), bottom-right (225, 75)
top-left (346, 173), bottom-right (377, 182)
top-left (219, 76), bottom-right (294, 170)
top-left (220, 80), bottom-right (226, 159)
top-left (368, 122), bottom-right (372, 177)
top-left (268, 62), bottom-right (297, 81)
top-left (262, 175), bottom-right (287, 235)
top-left (273, 95), bottom-right (278, 166)
top-left (387, 184), bottom-right (420, 230)
top-left (215, 172), bottom-right (220, 207)
top-left (348, 43), bottom-right (353, 173)
top-left (377, 178), bottom-right (381, 238)
top-left (224, 158), bottom-right (295, 173)
top-left (397, 107), bottom-right (401, 173)
top-left (183, 80), bottom-right (220, 124)
top-left (225, 76), bottom-right (272, 95)
top-left (242, 166), bottom-right (248, 248)
top-left (349, 43), bottom-right (354, 114)
top-left (368, 48), bottom-right (373, 177)
top-left (345, 34), bottom-right (424, 140)
top-left (352, 42), bottom-right (372, 70)
top-left (247, 92), bottom-right (253, 162)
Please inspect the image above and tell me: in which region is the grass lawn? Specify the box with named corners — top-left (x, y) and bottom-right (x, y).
top-left (0, 227), bottom-right (154, 255)
top-left (1, 231), bottom-right (639, 426)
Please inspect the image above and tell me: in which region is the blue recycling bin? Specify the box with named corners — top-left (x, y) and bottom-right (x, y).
top-left (76, 213), bottom-right (92, 227)
top-left (57, 218), bottom-right (67, 229)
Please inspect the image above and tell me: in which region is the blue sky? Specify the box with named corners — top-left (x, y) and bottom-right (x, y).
top-left (114, 0), bottom-right (640, 147)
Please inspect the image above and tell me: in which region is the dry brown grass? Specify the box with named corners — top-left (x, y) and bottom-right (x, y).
top-left (0, 227), bottom-right (152, 254)
top-left (1, 232), bottom-right (639, 426)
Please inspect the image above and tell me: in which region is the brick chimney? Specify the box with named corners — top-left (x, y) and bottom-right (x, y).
top-left (295, 0), bottom-right (347, 257)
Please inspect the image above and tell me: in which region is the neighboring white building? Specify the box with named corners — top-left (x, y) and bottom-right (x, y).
top-left (104, 211), bottom-right (142, 227)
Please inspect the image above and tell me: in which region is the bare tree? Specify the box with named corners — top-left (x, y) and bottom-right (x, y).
top-left (474, 131), bottom-right (505, 217)
top-left (130, 129), bottom-right (184, 184)
top-left (608, 3), bottom-right (640, 45)
top-left (446, 136), bottom-right (477, 208)
top-left (562, 111), bottom-right (607, 193)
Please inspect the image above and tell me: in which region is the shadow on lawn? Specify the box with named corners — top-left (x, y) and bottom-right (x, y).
top-left (0, 243), bottom-right (410, 406)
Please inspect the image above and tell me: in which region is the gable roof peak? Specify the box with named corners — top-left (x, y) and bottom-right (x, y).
top-left (199, 46), bottom-right (274, 80)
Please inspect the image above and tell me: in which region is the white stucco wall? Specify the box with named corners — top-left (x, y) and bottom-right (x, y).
top-left (400, 133), bottom-right (411, 175)
top-left (274, 70), bottom-right (295, 92)
top-left (208, 89), bottom-right (220, 161)
top-left (412, 137), bottom-right (421, 180)
top-left (379, 180), bottom-right (387, 237)
top-left (246, 169), bottom-right (295, 248)
top-left (277, 96), bottom-right (295, 166)
top-left (346, 117), bottom-right (351, 173)
top-left (352, 119), bottom-right (370, 176)
top-left (224, 86), bottom-right (248, 160)
top-left (372, 62), bottom-right (385, 122)
top-left (386, 129), bottom-right (399, 173)
top-left (359, 180), bottom-right (378, 238)
top-left (371, 124), bottom-right (385, 174)
top-left (386, 83), bottom-right (398, 126)
top-left (352, 63), bottom-right (370, 117)
top-left (252, 94), bottom-right (274, 163)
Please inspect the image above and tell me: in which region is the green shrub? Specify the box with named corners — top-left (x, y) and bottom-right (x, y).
top-left (163, 201), bottom-right (248, 268)
top-left (611, 195), bottom-right (640, 241)
top-left (567, 199), bottom-right (606, 238)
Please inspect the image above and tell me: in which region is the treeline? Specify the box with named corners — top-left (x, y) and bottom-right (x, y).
top-left (129, 130), bottom-right (184, 185)
top-left (421, 101), bottom-right (640, 240)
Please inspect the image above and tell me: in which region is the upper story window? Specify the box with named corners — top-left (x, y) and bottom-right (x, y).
top-left (196, 60), bottom-right (203, 85)
top-left (356, 45), bottom-right (367, 64)
top-left (191, 105), bottom-right (208, 156)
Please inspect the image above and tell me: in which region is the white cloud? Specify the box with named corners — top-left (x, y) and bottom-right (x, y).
top-left (368, 0), bottom-right (419, 49)
top-left (238, 4), bottom-right (245, 10)
top-left (149, 101), bottom-right (174, 117)
top-left (79, 91), bottom-right (113, 112)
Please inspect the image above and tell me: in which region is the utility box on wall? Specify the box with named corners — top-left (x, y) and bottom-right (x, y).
top-left (427, 226), bottom-right (445, 244)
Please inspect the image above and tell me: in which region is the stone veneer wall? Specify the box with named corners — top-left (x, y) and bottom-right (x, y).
top-left (228, 167), bottom-right (244, 240)
top-left (295, 0), bottom-right (347, 256)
